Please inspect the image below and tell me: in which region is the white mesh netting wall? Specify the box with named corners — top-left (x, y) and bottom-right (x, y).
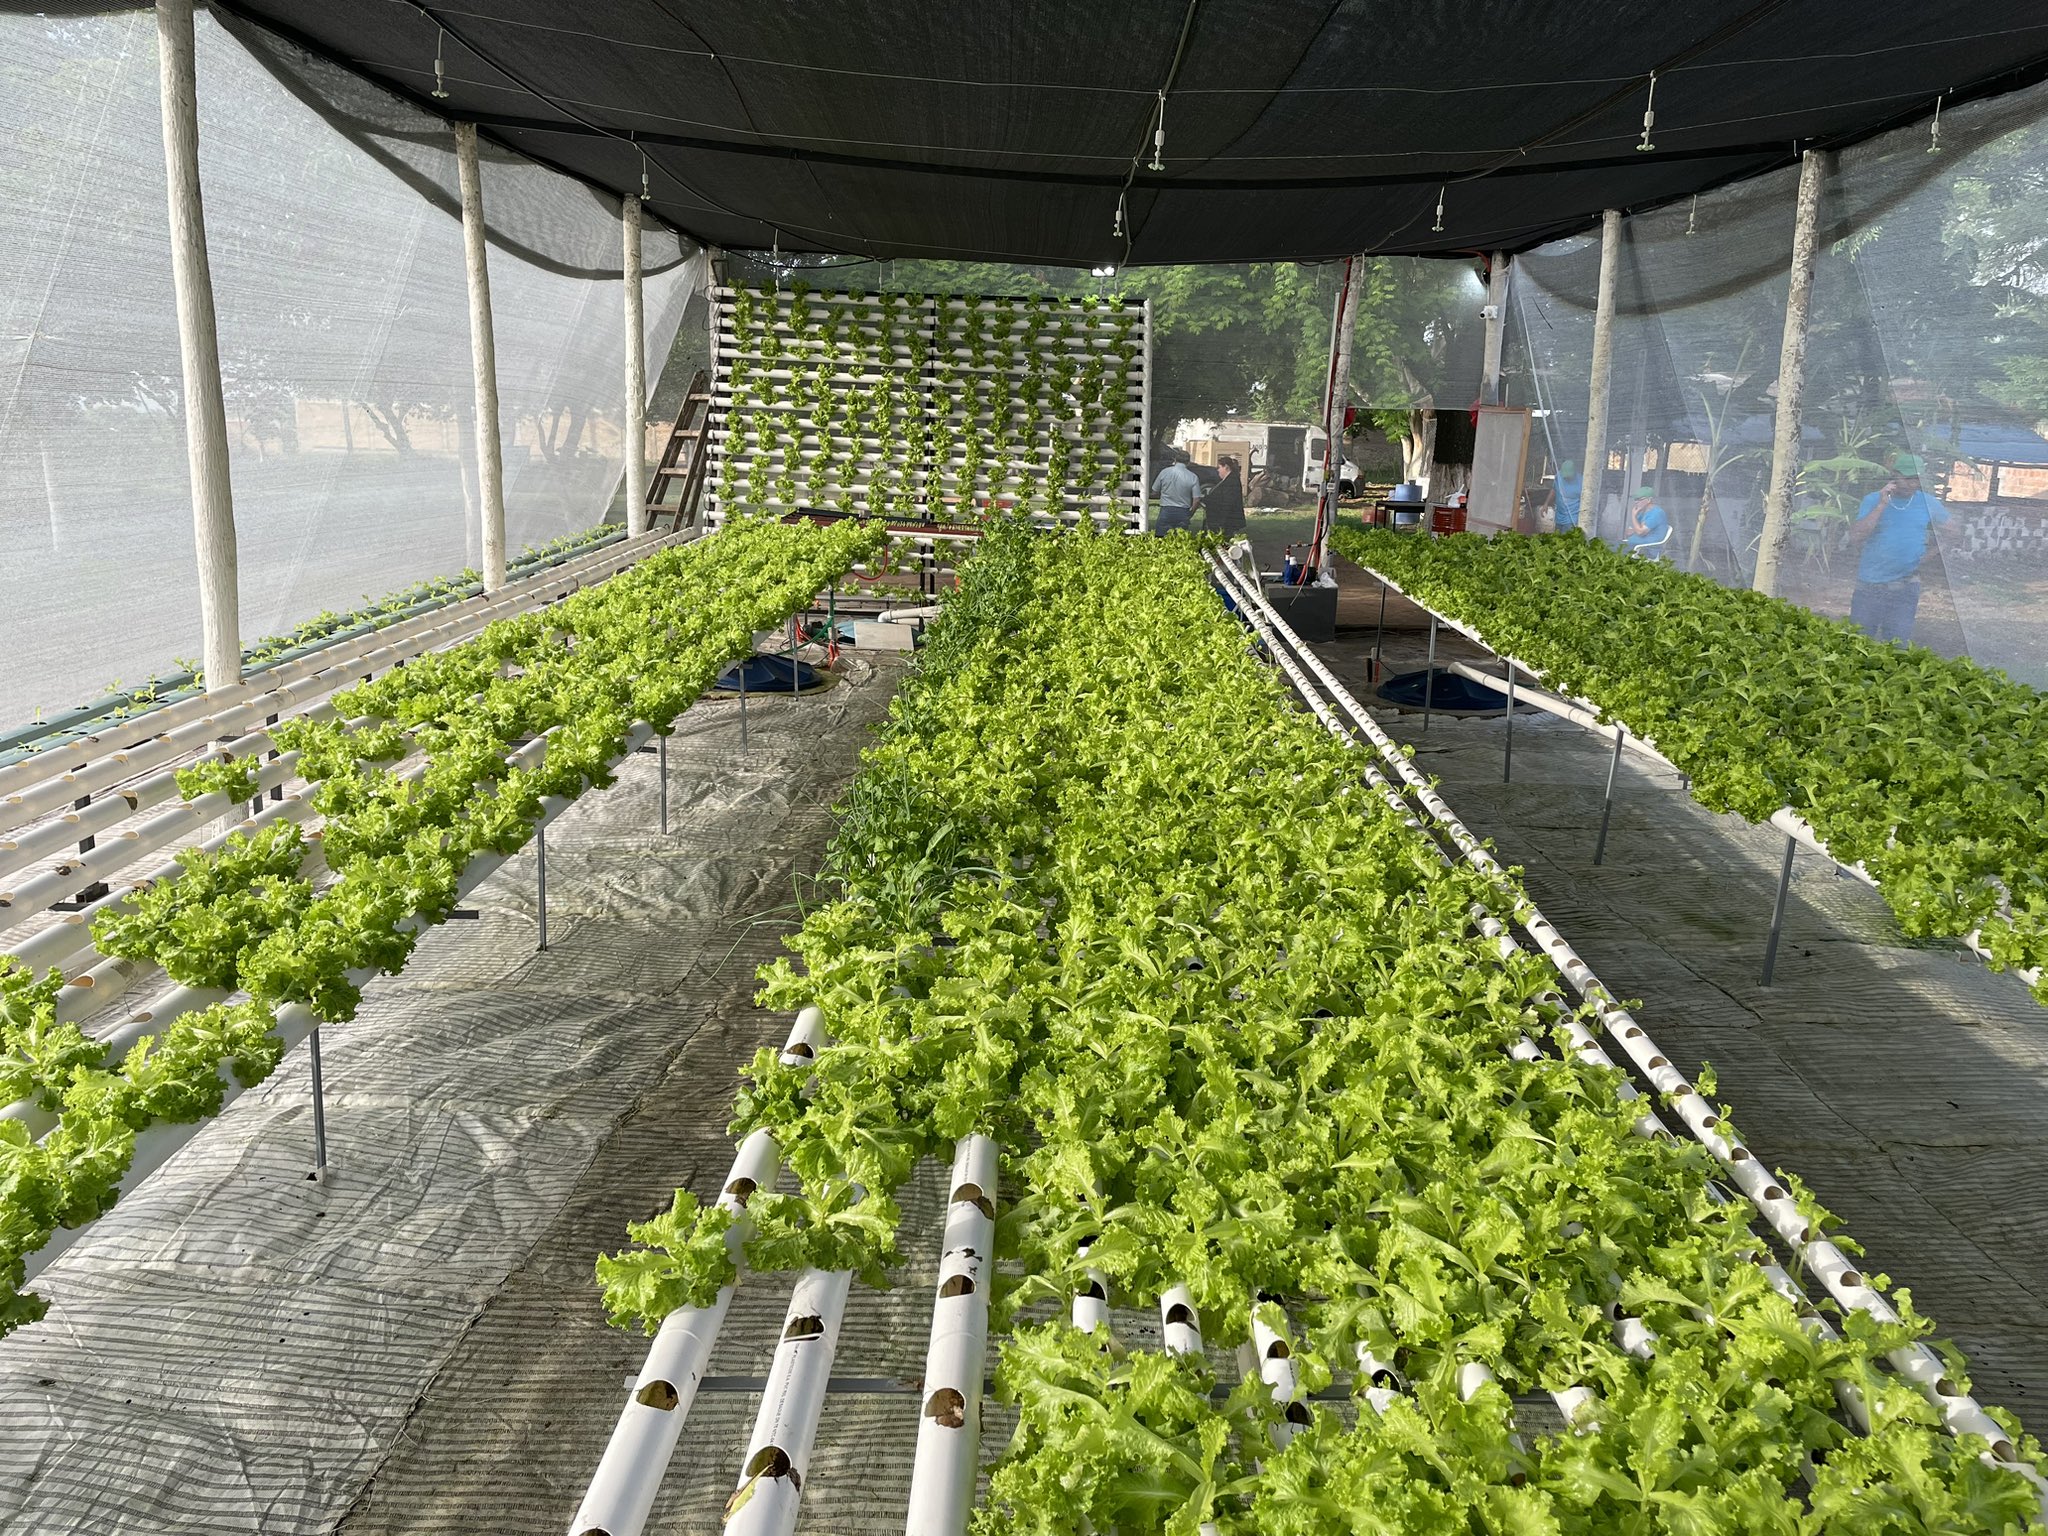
top-left (0, 4), bottom-right (697, 727)
top-left (1509, 77), bottom-right (2048, 686)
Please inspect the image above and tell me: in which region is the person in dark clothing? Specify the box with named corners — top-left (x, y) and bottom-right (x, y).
top-left (1203, 455), bottom-right (1246, 537)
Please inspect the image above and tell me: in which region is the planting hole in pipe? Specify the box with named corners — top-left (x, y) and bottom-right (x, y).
top-left (1731, 1146), bottom-right (1754, 1161)
top-left (1623, 1026), bottom-right (1643, 1040)
top-left (1840, 1270), bottom-right (1864, 1288)
top-left (1938, 1376), bottom-right (1960, 1396)
top-left (952, 1181), bottom-right (995, 1218)
top-left (725, 1176), bottom-right (758, 1206)
top-left (635, 1379), bottom-right (680, 1411)
top-left (785, 1041), bottom-right (814, 1059)
top-left (784, 1314), bottom-right (825, 1341)
top-left (1266, 1338), bottom-right (1292, 1360)
top-left (1763, 1184), bottom-right (1787, 1201)
top-left (924, 1387), bottom-right (968, 1428)
top-left (1994, 1439), bottom-right (2019, 1461)
top-left (1080, 1277), bottom-right (1107, 1300)
top-left (1648, 1056), bottom-right (1669, 1070)
top-left (1165, 1302), bottom-right (1197, 1328)
top-left (939, 1274), bottom-right (975, 1298)
top-left (744, 1445), bottom-right (797, 1483)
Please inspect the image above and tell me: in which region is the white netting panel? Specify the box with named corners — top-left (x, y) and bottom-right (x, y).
top-left (0, 6), bottom-right (694, 727)
top-left (1509, 79), bottom-right (2048, 685)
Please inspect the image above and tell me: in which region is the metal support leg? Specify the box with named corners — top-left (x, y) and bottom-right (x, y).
top-left (738, 662), bottom-right (749, 750)
top-left (1373, 579), bottom-right (1388, 684)
top-left (658, 733), bottom-right (669, 835)
top-left (307, 1025), bottom-right (329, 1182)
top-left (1503, 668), bottom-right (1514, 784)
top-left (1760, 832), bottom-right (1797, 985)
top-left (1421, 617), bottom-right (1438, 734)
top-left (1592, 724), bottom-right (1625, 865)
top-left (536, 824), bottom-right (549, 952)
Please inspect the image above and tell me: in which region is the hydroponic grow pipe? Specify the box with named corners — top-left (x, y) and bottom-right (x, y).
top-left (568, 1006), bottom-right (826, 1536)
top-left (903, 1133), bottom-right (998, 1536)
top-left (0, 525), bottom-right (661, 802)
top-left (0, 529), bottom-right (628, 767)
top-left (3, 791), bottom-right (317, 979)
top-left (0, 750), bottom-right (306, 933)
top-left (722, 1266), bottom-right (855, 1536)
top-left (0, 530), bottom-right (687, 828)
top-left (0, 721), bottom-right (309, 881)
top-left (1216, 556), bottom-right (2047, 1493)
top-left (21, 721), bottom-right (665, 1281)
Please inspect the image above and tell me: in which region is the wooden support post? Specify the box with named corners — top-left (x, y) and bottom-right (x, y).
top-left (157, 0), bottom-right (241, 694)
top-left (1481, 252), bottom-right (1509, 406)
top-left (455, 122), bottom-right (507, 592)
top-left (622, 194), bottom-right (649, 536)
top-left (1580, 210), bottom-right (1622, 542)
top-left (1752, 150), bottom-right (1828, 598)
top-left (1315, 255), bottom-right (1363, 569)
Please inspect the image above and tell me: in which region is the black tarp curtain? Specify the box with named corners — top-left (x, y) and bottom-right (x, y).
top-left (168, 1), bottom-right (2048, 266)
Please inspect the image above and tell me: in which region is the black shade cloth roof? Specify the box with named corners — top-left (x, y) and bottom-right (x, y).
top-left (212, 0), bottom-right (2048, 266)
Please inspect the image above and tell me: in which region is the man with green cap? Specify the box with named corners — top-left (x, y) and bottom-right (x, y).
top-left (1847, 453), bottom-right (1948, 643)
top-left (1621, 484), bottom-right (1672, 557)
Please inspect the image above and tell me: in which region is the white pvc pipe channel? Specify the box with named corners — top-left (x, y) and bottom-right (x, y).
top-left (903, 1133), bottom-right (998, 1536)
top-left (22, 723), bottom-right (659, 1280)
top-left (722, 1265), bottom-right (854, 1536)
top-left (0, 531), bottom-right (684, 830)
top-left (569, 1006), bottom-right (826, 1536)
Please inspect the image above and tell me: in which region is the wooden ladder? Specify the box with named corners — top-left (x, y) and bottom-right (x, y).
top-left (647, 368), bottom-right (713, 531)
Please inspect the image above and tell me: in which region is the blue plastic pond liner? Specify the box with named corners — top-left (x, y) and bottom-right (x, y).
top-left (712, 652), bottom-right (828, 694)
top-left (1374, 668), bottom-right (1508, 715)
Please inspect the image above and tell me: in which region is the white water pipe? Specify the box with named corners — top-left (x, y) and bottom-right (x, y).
top-left (904, 1133), bottom-right (998, 1536)
top-left (19, 725), bottom-right (654, 1277)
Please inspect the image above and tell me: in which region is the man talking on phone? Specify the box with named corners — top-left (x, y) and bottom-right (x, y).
top-left (1847, 453), bottom-right (1948, 644)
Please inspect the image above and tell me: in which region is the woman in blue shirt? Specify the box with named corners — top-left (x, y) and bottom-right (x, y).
top-left (1621, 485), bottom-right (1672, 558)
top-left (1847, 453), bottom-right (1948, 644)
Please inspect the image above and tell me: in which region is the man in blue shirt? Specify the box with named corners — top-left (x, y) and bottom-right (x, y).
top-left (1551, 459), bottom-right (1582, 532)
top-left (1150, 459), bottom-right (1202, 536)
top-left (1847, 453), bottom-right (1948, 644)
top-left (1621, 484), bottom-right (1672, 558)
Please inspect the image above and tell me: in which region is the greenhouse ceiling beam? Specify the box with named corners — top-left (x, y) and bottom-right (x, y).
top-left (157, 0), bottom-right (242, 695)
top-left (455, 121), bottom-right (509, 591)
top-left (462, 112), bottom-right (1798, 194)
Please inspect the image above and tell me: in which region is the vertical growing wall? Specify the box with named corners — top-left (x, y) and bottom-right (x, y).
top-left (708, 285), bottom-right (1148, 527)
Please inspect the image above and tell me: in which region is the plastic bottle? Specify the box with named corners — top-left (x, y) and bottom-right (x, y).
top-left (1281, 545), bottom-right (1298, 586)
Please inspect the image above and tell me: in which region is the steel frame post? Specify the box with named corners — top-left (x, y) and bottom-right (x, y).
top-left (1593, 724), bottom-right (1625, 865)
top-left (1761, 833), bottom-right (1798, 985)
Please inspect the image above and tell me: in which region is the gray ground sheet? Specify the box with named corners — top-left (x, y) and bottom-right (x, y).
top-left (1324, 589), bottom-right (2048, 1423)
top-left (0, 655), bottom-right (909, 1535)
